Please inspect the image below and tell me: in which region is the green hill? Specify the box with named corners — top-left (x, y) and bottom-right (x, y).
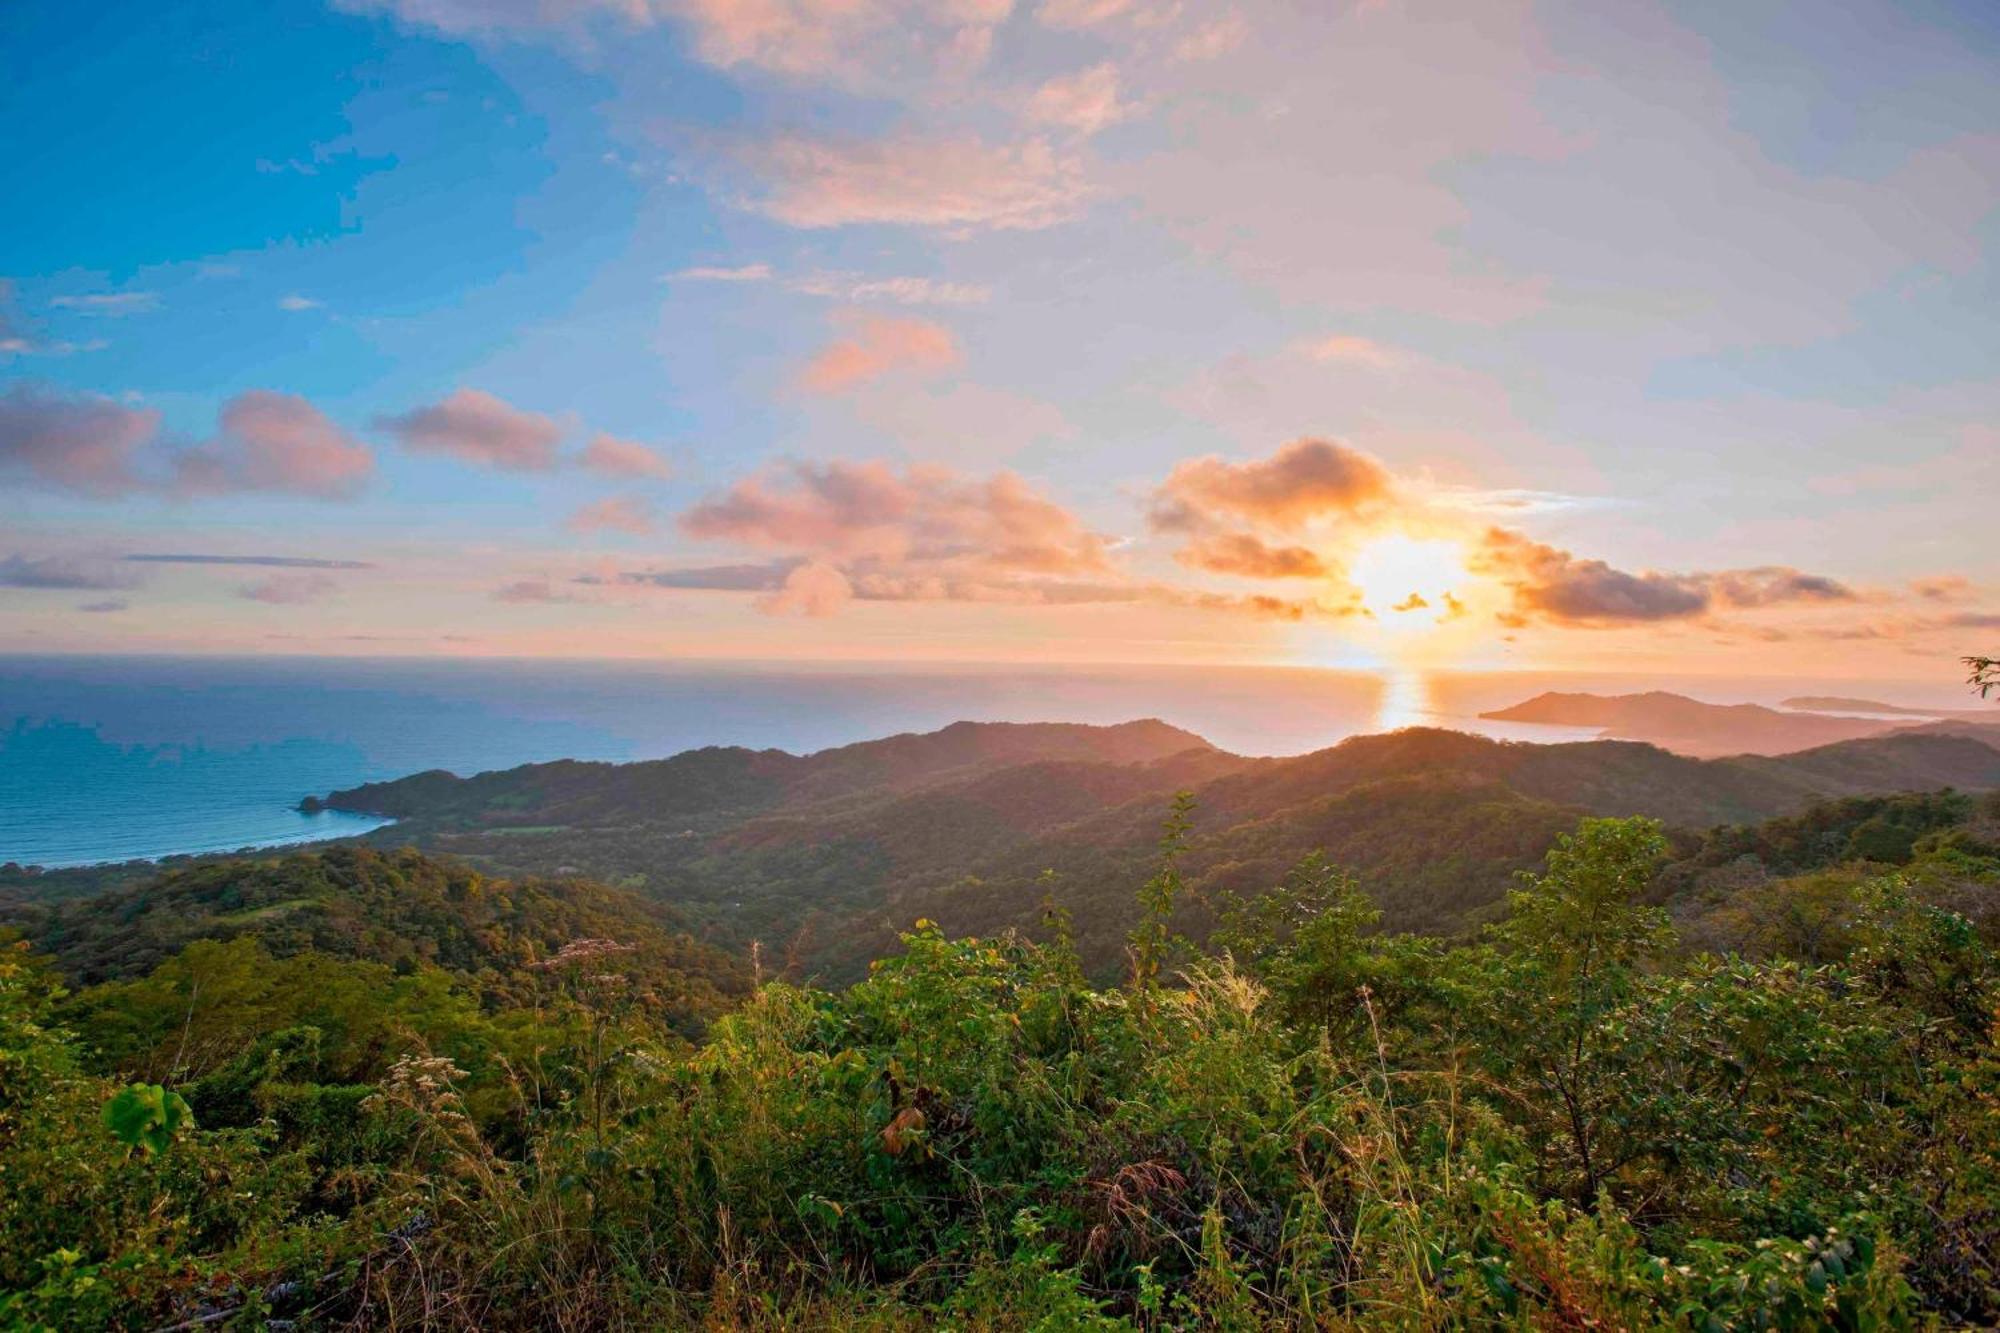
top-left (277, 721), bottom-right (2000, 979)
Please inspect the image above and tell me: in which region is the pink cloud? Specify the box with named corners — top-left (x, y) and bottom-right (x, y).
top-left (734, 133), bottom-right (1088, 231)
top-left (682, 458), bottom-right (1112, 575)
top-left (493, 578), bottom-right (582, 603)
top-left (175, 391), bottom-right (374, 499)
top-left (754, 560), bottom-right (852, 617)
top-left (568, 495), bottom-right (658, 535)
top-left (579, 432), bottom-right (673, 479)
top-left (800, 314), bottom-right (961, 393)
top-left (670, 0), bottom-right (1009, 87)
top-left (0, 384), bottom-right (159, 497)
top-left (378, 388), bottom-right (564, 471)
top-left (1026, 63), bottom-right (1130, 136)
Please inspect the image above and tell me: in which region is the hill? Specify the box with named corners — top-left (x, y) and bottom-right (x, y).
top-left (293, 720), bottom-right (2000, 979)
top-left (1783, 694), bottom-right (1995, 721)
top-left (1479, 689), bottom-right (1899, 756)
top-left (6, 845), bottom-right (750, 1032)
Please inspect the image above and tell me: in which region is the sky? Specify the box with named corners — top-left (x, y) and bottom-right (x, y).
top-left (3, 0), bottom-right (1996, 679)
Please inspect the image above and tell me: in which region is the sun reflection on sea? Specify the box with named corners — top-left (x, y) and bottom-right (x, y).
top-left (1375, 668), bottom-right (1434, 732)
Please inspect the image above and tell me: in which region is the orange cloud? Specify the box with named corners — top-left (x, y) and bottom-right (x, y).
top-left (1475, 529), bottom-right (1854, 627)
top-left (1299, 334), bottom-right (1405, 370)
top-left (1174, 533), bottom-right (1332, 579)
top-left (1151, 437), bottom-right (1395, 533)
top-left (800, 314), bottom-right (960, 393)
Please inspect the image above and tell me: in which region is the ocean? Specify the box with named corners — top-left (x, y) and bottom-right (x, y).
top-left (0, 654), bottom-right (1968, 869)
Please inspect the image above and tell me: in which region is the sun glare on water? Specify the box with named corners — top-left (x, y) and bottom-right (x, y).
top-left (1346, 534), bottom-right (1471, 629)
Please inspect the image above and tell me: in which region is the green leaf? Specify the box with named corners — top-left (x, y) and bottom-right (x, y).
top-left (101, 1083), bottom-right (194, 1155)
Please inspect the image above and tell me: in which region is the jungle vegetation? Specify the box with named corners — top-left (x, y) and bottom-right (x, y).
top-left (2, 786), bottom-right (1997, 1329)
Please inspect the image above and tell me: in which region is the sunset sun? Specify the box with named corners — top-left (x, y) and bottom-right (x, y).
top-left (1345, 534), bottom-right (1472, 629)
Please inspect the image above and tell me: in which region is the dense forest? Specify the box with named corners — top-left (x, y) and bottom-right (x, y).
top-left (2, 776), bottom-right (1997, 1327)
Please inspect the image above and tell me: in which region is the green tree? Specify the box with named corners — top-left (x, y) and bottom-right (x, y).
top-left (1489, 816), bottom-right (1673, 1201)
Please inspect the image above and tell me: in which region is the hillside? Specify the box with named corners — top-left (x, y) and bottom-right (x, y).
top-left (1479, 690), bottom-right (1899, 756)
top-left (6, 845), bottom-right (750, 1032)
top-left (291, 719), bottom-right (2000, 979)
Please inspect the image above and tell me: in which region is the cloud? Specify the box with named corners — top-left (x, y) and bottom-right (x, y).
top-left (277, 294), bottom-right (322, 311)
top-left (1, 386), bottom-right (374, 501)
top-left (666, 0), bottom-right (1009, 87)
top-left (0, 282), bottom-right (108, 359)
top-left (493, 578), bottom-right (583, 603)
top-left (800, 314), bottom-right (960, 393)
top-left (1034, 0), bottom-right (1141, 29)
top-left (567, 494), bottom-right (657, 535)
top-left (1151, 437), bottom-right (1395, 533)
top-left (0, 384), bottom-right (160, 497)
top-left (1911, 575), bottom-right (1975, 603)
top-left (332, 0), bottom-right (658, 38)
top-left (668, 263), bottom-right (774, 282)
top-left (49, 291), bottom-right (159, 316)
top-left (1707, 568), bottom-right (1855, 609)
top-left (598, 560), bottom-right (797, 591)
top-left (1174, 533), bottom-right (1332, 579)
top-left (1298, 334), bottom-right (1405, 371)
top-left (1026, 63), bottom-right (1130, 137)
top-left (123, 553), bottom-right (375, 569)
top-left (378, 388), bottom-right (564, 470)
top-left (1474, 529), bottom-right (1853, 627)
top-left (77, 598), bottom-right (129, 613)
top-left (0, 554), bottom-right (141, 591)
top-left (678, 457), bottom-right (1121, 614)
top-left (173, 391), bottom-right (374, 499)
top-left (755, 560), bottom-right (852, 616)
top-left (239, 572), bottom-right (342, 604)
top-left (579, 432), bottom-right (673, 479)
top-left (732, 133), bottom-right (1088, 231)
top-left (790, 273), bottom-right (992, 306)
top-left (1173, 12), bottom-right (1246, 61)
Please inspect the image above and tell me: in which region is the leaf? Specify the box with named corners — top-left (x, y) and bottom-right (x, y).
top-left (101, 1084), bottom-right (194, 1155)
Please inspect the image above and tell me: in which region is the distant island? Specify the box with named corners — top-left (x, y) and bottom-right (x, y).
top-left (1481, 689), bottom-right (1999, 759)
top-left (1783, 694), bottom-right (1995, 721)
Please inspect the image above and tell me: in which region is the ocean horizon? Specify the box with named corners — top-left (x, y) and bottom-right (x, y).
top-left (0, 653), bottom-right (1971, 870)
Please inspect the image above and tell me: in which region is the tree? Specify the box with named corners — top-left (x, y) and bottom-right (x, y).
top-left (1489, 816), bottom-right (1673, 1201)
top-left (1967, 654), bottom-right (1999, 699)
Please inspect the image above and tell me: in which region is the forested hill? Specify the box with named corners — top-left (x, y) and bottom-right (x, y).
top-left (286, 719), bottom-right (2000, 979)
top-left (306, 718), bottom-right (1219, 824)
top-left (10, 845), bottom-right (750, 1032)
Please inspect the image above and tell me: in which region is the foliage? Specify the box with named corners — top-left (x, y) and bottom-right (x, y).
top-left (0, 807), bottom-right (1995, 1328)
top-left (100, 1084), bottom-right (194, 1156)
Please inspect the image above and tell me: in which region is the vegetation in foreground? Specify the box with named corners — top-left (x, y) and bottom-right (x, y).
top-left (1, 799), bottom-right (1997, 1328)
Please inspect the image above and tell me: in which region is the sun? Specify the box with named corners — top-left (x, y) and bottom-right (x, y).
top-left (1346, 534), bottom-right (1471, 629)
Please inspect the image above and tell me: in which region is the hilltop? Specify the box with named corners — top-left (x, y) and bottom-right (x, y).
top-left (298, 717), bottom-right (2000, 978)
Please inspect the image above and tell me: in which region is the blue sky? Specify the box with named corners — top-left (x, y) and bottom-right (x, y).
top-left (3, 0), bottom-right (1996, 675)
